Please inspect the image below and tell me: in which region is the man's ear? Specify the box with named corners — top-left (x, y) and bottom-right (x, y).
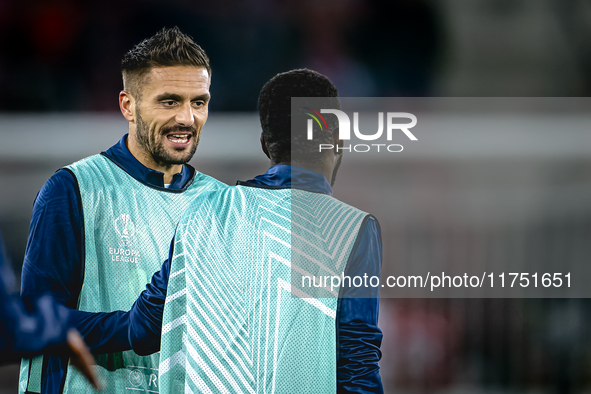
top-left (260, 133), bottom-right (270, 159)
top-left (119, 91), bottom-right (135, 122)
top-left (333, 130), bottom-right (344, 157)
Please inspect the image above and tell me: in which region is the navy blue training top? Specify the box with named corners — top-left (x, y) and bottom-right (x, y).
top-left (20, 134), bottom-right (194, 393)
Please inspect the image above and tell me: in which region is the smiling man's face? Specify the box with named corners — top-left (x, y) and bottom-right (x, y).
top-left (129, 65), bottom-right (210, 169)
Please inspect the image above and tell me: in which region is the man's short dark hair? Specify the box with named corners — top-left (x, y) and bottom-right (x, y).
top-left (258, 69), bottom-right (339, 164)
top-left (121, 27), bottom-right (210, 100)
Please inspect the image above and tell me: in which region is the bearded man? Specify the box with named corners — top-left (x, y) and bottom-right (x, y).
top-left (19, 27), bottom-right (225, 394)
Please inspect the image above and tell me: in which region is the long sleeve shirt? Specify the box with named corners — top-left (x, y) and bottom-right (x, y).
top-left (19, 134), bottom-right (195, 393)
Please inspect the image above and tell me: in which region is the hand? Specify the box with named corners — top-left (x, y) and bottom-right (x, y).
top-left (67, 329), bottom-right (102, 390)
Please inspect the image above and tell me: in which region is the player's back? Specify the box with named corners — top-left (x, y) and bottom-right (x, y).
top-left (159, 185), bottom-right (368, 393)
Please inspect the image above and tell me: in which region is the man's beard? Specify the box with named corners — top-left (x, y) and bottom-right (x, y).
top-left (135, 108), bottom-right (199, 166)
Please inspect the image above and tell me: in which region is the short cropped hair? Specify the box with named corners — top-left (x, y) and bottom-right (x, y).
top-left (258, 69), bottom-right (339, 164)
top-left (121, 27), bottom-right (210, 100)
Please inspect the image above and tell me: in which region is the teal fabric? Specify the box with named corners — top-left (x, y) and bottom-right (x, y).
top-left (20, 356), bottom-right (43, 393)
top-left (57, 155), bottom-right (224, 394)
top-left (18, 359), bottom-right (30, 393)
top-left (160, 186), bottom-right (367, 393)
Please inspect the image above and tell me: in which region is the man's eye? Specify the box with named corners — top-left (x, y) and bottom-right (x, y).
top-left (193, 101), bottom-right (205, 107)
top-left (162, 100), bottom-right (176, 106)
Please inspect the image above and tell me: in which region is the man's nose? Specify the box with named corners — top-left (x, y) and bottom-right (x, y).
top-left (175, 103), bottom-right (195, 127)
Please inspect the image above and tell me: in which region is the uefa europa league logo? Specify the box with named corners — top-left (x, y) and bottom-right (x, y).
top-left (114, 213), bottom-right (135, 247)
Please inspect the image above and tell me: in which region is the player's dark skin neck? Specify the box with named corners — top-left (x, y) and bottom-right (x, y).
top-left (260, 134), bottom-right (341, 186)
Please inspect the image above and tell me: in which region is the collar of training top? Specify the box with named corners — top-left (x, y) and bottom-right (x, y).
top-left (101, 134), bottom-right (195, 191)
top-left (237, 164), bottom-right (333, 196)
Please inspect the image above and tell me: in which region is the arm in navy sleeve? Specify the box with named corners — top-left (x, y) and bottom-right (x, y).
top-left (20, 169), bottom-right (132, 355)
top-left (65, 237), bottom-right (173, 355)
top-left (0, 293), bottom-right (72, 362)
top-left (337, 216), bottom-right (384, 394)
top-left (20, 169), bottom-right (84, 307)
top-left (128, 238), bottom-right (173, 356)
top-left (66, 310), bottom-right (130, 354)
top-left (67, 240), bottom-right (172, 355)
top-left (66, 256), bottom-right (170, 356)
top-left (0, 233), bottom-right (71, 362)
top-left (19, 169), bottom-right (128, 393)
top-left (20, 169), bottom-right (88, 393)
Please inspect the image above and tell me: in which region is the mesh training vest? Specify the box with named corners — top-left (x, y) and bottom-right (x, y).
top-left (159, 185), bottom-right (368, 394)
top-left (19, 154), bottom-right (225, 394)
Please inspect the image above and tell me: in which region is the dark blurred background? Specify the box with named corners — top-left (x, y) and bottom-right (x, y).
top-left (2, 0), bottom-right (591, 393)
top-left (0, 0), bottom-right (447, 111)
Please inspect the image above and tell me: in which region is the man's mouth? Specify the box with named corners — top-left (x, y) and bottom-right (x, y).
top-left (166, 133), bottom-right (192, 145)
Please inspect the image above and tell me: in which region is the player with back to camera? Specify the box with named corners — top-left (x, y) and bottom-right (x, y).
top-left (139, 68), bottom-right (383, 393)
top-left (18, 27), bottom-right (226, 394)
